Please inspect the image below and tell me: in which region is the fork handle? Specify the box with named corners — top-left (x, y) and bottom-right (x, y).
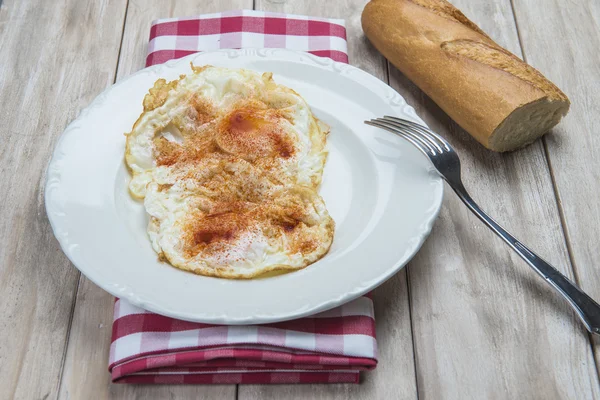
top-left (452, 183), bottom-right (600, 335)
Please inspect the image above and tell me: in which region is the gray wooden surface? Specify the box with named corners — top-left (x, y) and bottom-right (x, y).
top-left (1, 0), bottom-right (599, 399)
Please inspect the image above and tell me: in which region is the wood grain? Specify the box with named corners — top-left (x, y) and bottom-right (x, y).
top-left (511, 0), bottom-right (600, 368)
top-left (239, 1), bottom-right (418, 398)
top-left (386, 0), bottom-right (600, 398)
top-left (0, 0), bottom-right (127, 399)
top-left (57, 1), bottom-right (249, 399)
top-left (6, 0), bottom-right (598, 398)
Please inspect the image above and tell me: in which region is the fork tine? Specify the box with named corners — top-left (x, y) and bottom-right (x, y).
top-left (379, 117), bottom-right (444, 153)
top-left (365, 120), bottom-right (432, 158)
top-left (401, 118), bottom-right (451, 149)
top-left (368, 119), bottom-right (435, 154)
top-left (372, 118), bottom-right (440, 154)
top-left (383, 115), bottom-right (449, 146)
top-left (383, 116), bottom-right (451, 151)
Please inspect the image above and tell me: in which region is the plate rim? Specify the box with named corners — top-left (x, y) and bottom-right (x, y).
top-left (45, 48), bottom-right (443, 324)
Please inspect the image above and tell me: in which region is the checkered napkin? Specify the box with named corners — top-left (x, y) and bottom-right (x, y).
top-left (146, 10), bottom-right (348, 66)
top-left (109, 10), bottom-right (376, 385)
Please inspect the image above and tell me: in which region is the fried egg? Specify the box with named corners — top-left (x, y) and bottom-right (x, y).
top-left (126, 65), bottom-right (329, 198)
top-left (146, 183), bottom-right (334, 278)
top-left (125, 65), bottom-right (334, 278)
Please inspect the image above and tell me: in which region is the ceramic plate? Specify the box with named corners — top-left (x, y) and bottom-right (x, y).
top-left (45, 49), bottom-right (443, 324)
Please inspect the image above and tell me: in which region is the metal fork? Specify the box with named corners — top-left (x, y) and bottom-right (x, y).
top-left (366, 115), bottom-right (600, 335)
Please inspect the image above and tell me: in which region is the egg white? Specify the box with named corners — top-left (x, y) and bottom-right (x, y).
top-left (145, 183), bottom-right (333, 278)
top-left (126, 66), bottom-right (328, 198)
top-left (125, 65), bottom-right (333, 278)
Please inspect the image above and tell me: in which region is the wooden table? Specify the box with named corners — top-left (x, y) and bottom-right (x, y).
top-left (2, 0), bottom-right (599, 398)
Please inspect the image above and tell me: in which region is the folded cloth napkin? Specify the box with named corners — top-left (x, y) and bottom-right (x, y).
top-left (109, 10), bottom-right (376, 385)
top-left (146, 10), bottom-right (348, 67)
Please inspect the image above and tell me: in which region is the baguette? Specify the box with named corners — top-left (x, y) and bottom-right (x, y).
top-left (361, 0), bottom-right (570, 152)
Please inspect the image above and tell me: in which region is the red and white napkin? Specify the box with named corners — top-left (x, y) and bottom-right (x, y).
top-left (110, 10), bottom-right (376, 385)
top-left (146, 10), bottom-right (348, 67)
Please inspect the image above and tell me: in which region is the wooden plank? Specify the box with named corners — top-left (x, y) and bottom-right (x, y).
top-left (57, 1), bottom-right (250, 399)
top-left (239, 1), bottom-right (418, 399)
top-left (387, 0), bottom-right (600, 398)
top-left (511, 0), bottom-right (600, 367)
top-left (0, 0), bottom-right (128, 399)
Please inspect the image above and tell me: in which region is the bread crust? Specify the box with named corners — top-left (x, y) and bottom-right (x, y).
top-left (362, 0), bottom-right (570, 151)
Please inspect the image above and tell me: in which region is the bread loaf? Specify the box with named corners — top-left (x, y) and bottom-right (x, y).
top-left (361, 0), bottom-right (570, 152)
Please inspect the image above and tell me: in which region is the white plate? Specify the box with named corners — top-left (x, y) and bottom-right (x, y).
top-left (45, 49), bottom-right (443, 324)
